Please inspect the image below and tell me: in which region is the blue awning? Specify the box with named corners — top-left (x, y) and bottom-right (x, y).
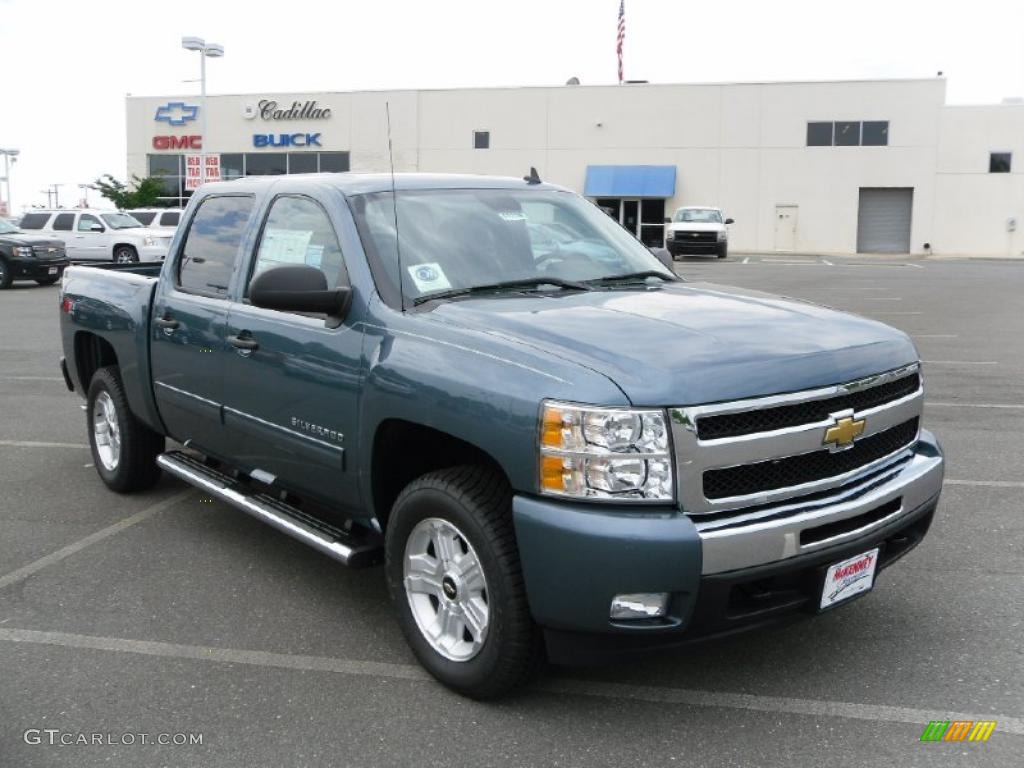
top-left (584, 165), bottom-right (676, 198)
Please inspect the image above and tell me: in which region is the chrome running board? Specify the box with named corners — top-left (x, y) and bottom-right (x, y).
top-left (157, 450), bottom-right (382, 568)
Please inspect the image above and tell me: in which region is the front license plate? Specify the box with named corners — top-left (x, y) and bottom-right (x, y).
top-left (48, 267), bottom-right (58, 275)
top-left (820, 548), bottom-right (879, 610)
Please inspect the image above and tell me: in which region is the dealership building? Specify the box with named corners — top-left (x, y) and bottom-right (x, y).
top-left (126, 77), bottom-right (1024, 257)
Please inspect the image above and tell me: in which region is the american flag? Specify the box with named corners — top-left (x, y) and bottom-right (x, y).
top-left (616, 0), bottom-right (626, 83)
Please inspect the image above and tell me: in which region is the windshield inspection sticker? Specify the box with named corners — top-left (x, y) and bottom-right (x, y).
top-left (408, 263), bottom-right (452, 293)
top-left (498, 211), bottom-right (527, 222)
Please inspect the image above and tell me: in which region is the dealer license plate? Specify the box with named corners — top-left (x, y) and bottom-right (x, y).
top-left (48, 267), bottom-right (58, 275)
top-left (820, 548), bottom-right (879, 610)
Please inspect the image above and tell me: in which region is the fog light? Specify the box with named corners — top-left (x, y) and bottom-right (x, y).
top-left (610, 593), bottom-right (670, 620)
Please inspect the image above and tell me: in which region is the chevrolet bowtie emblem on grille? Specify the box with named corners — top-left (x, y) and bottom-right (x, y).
top-left (823, 414), bottom-right (866, 450)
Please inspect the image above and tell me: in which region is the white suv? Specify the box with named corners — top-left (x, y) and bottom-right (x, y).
top-left (17, 209), bottom-right (171, 263)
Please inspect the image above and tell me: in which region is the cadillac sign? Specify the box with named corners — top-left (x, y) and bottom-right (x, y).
top-left (244, 99), bottom-right (332, 121)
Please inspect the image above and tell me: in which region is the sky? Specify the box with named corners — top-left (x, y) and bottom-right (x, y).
top-left (1, 0), bottom-right (1023, 211)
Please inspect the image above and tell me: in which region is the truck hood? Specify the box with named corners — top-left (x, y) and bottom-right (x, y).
top-left (0, 233), bottom-right (64, 249)
top-left (428, 282), bottom-right (918, 406)
top-left (667, 222), bottom-right (724, 233)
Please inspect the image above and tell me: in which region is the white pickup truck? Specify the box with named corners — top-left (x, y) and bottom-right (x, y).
top-left (665, 206), bottom-right (733, 260)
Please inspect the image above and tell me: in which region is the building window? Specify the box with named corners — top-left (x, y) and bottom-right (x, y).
top-left (221, 153), bottom-right (244, 180)
top-left (318, 152), bottom-right (350, 173)
top-left (473, 130), bottom-right (490, 149)
top-left (834, 121), bottom-right (860, 146)
top-left (862, 121), bottom-right (889, 146)
top-left (287, 153), bottom-right (318, 174)
top-left (245, 153), bottom-right (287, 176)
top-left (806, 121), bottom-right (888, 147)
top-left (990, 152), bottom-right (1012, 173)
top-left (806, 122), bottom-right (833, 146)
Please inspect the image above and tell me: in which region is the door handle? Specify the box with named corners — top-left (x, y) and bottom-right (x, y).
top-left (227, 334), bottom-right (259, 352)
top-left (155, 315), bottom-right (179, 330)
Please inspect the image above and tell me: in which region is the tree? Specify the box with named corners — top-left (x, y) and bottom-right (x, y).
top-left (90, 174), bottom-right (166, 209)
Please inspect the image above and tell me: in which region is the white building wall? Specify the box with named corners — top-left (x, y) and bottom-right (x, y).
top-left (126, 77), bottom-right (1024, 257)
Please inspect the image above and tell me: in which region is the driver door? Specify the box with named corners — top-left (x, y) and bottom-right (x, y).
top-left (71, 213), bottom-right (110, 261)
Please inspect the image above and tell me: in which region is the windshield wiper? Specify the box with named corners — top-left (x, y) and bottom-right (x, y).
top-left (586, 270), bottom-right (677, 285)
top-left (413, 277), bottom-right (591, 306)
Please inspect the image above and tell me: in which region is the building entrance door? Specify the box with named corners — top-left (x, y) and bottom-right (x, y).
top-left (594, 197), bottom-right (667, 247)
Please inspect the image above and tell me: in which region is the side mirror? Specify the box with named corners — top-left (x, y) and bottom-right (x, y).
top-left (649, 246), bottom-right (674, 271)
top-left (250, 264), bottom-right (350, 317)
top-left (725, 218), bottom-right (734, 225)
top-left (89, 224), bottom-right (104, 232)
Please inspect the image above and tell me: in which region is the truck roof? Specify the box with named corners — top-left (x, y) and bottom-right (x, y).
top-left (198, 172), bottom-right (569, 197)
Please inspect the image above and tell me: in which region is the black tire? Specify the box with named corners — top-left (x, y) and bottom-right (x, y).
top-left (385, 466), bottom-right (544, 699)
top-left (0, 258), bottom-right (12, 289)
top-left (113, 245), bottom-right (138, 264)
top-left (717, 244), bottom-right (728, 259)
top-left (35, 276), bottom-right (59, 286)
top-left (86, 366), bottom-right (164, 493)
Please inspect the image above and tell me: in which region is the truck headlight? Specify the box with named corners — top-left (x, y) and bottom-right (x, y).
top-left (16, 246), bottom-right (34, 257)
top-left (143, 235), bottom-right (156, 246)
top-left (716, 230), bottom-right (727, 242)
top-left (539, 401), bottom-right (673, 501)
top-left (665, 230), bottom-right (674, 240)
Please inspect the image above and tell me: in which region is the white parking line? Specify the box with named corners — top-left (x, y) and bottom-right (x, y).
top-left (0, 490), bottom-right (193, 592)
top-left (0, 440), bottom-right (89, 449)
top-left (742, 257), bottom-right (750, 264)
top-left (944, 479), bottom-right (1024, 488)
top-left (921, 360), bottom-right (999, 366)
top-left (821, 259), bottom-right (833, 266)
top-left (0, 375), bottom-right (64, 382)
top-left (928, 401), bottom-right (1024, 410)
top-left (0, 627), bottom-right (1020, 734)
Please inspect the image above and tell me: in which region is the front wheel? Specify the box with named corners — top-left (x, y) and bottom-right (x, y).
top-left (0, 258), bottom-right (12, 289)
top-left (385, 466), bottom-right (543, 699)
top-left (35, 276), bottom-right (59, 286)
top-left (113, 246), bottom-right (138, 264)
top-left (87, 366), bottom-right (164, 492)
top-left (717, 243), bottom-right (728, 259)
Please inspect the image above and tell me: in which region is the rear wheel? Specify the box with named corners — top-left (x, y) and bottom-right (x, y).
top-left (35, 276), bottom-right (59, 286)
top-left (87, 366), bottom-right (164, 492)
top-left (113, 246), bottom-right (138, 264)
top-left (385, 466), bottom-right (543, 699)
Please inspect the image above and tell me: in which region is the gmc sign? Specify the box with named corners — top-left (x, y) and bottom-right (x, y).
top-left (153, 135), bottom-right (202, 150)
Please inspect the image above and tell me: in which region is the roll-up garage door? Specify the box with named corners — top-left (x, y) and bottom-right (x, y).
top-left (857, 188), bottom-right (913, 253)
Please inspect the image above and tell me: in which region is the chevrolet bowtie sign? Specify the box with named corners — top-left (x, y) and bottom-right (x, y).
top-left (154, 102), bottom-right (199, 126)
top-left (823, 414), bottom-right (866, 450)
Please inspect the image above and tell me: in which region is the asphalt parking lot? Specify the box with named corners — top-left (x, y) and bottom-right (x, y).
top-left (1, 254), bottom-right (1022, 767)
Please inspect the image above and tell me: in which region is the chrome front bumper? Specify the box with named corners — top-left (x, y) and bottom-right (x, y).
top-left (696, 429), bottom-right (943, 574)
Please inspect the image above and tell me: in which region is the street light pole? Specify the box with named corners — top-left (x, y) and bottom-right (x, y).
top-left (0, 148), bottom-right (20, 216)
top-left (181, 37), bottom-right (224, 188)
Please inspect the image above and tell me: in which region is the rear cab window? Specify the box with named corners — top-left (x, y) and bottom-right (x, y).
top-left (159, 211), bottom-right (180, 227)
top-left (131, 211), bottom-right (157, 225)
top-left (176, 196), bottom-right (255, 298)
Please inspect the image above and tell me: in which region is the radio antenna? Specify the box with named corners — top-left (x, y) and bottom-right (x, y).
top-left (385, 101), bottom-right (405, 311)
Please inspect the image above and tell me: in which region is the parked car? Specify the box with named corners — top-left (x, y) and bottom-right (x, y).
top-left (17, 209), bottom-right (171, 263)
top-left (58, 174), bottom-right (943, 699)
top-left (665, 206), bottom-right (733, 259)
top-left (0, 217), bottom-right (68, 288)
top-left (124, 208), bottom-right (183, 231)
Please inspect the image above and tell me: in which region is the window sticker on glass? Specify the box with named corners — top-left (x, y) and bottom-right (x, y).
top-left (305, 244), bottom-right (325, 268)
top-left (260, 228), bottom-right (313, 266)
top-left (499, 211), bottom-right (527, 222)
top-left (407, 262), bottom-right (452, 293)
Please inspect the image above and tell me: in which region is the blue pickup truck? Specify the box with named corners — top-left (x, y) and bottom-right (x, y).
top-left (58, 173), bottom-right (944, 698)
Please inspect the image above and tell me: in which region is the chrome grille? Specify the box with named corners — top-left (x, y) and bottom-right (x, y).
top-left (670, 363), bottom-right (923, 515)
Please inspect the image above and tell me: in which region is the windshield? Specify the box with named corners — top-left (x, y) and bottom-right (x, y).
top-left (673, 208), bottom-right (722, 224)
top-left (101, 213), bottom-right (144, 229)
top-left (0, 220), bottom-right (19, 235)
top-left (351, 189), bottom-right (673, 305)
